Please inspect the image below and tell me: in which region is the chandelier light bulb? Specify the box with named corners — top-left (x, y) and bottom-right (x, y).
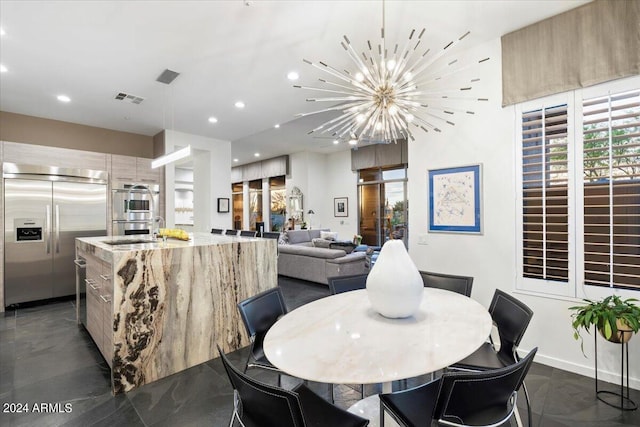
top-left (388, 105), bottom-right (398, 115)
top-left (357, 114), bottom-right (366, 123)
top-left (355, 72), bottom-right (365, 82)
top-left (387, 59), bottom-right (396, 71)
top-left (375, 122), bottom-right (383, 131)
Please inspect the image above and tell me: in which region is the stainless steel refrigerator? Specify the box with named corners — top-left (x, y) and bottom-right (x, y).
top-left (3, 164), bottom-right (107, 306)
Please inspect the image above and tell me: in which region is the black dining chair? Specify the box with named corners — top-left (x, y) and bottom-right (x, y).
top-left (327, 273), bottom-right (369, 400)
top-left (328, 273), bottom-right (368, 295)
top-left (380, 347), bottom-right (538, 427)
top-left (225, 229), bottom-right (239, 236)
top-left (262, 231), bottom-right (281, 239)
top-left (419, 270), bottom-right (473, 297)
top-left (239, 230), bottom-right (258, 237)
top-left (210, 228), bottom-right (223, 234)
top-left (449, 289), bottom-right (535, 427)
top-left (236, 287), bottom-right (287, 386)
top-left (261, 231), bottom-right (281, 256)
top-left (218, 345), bottom-right (369, 427)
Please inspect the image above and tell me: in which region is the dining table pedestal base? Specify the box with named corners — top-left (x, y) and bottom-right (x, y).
top-left (348, 393), bottom-right (399, 427)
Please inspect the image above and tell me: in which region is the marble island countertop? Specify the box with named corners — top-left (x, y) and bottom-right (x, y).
top-left (75, 231), bottom-right (277, 394)
top-left (76, 232), bottom-right (261, 261)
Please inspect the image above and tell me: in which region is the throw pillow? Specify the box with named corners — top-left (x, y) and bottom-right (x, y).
top-left (320, 231), bottom-right (339, 241)
top-left (312, 238), bottom-right (332, 248)
top-left (278, 233), bottom-right (289, 245)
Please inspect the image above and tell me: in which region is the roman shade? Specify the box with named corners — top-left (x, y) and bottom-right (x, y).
top-left (502, 0), bottom-right (640, 107)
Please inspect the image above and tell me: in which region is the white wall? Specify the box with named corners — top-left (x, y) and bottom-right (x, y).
top-left (287, 150), bottom-right (358, 240)
top-left (322, 150), bottom-right (358, 238)
top-left (407, 38), bottom-right (639, 389)
top-left (162, 129), bottom-right (231, 231)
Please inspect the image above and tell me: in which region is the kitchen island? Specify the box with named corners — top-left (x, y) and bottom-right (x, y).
top-left (75, 232), bottom-right (277, 394)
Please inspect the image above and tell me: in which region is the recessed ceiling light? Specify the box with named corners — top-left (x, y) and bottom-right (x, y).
top-left (274, 124), bottom-right (280, 129)
top-left (333, 140), bottom-right (339, 145)
top-left (57, 95), bottom-right (71, 103)
top-left (0, 28), bottom-right (5, 37)
top-left (0, 64), bottom-right (7, 73)
top-left (208, 116), bottom-right (218, 123)
top-left (348, 139), bottom-right (358, 145)
top-left (235, 101), bottom-right (245, 109)
top-left (233, 158), bottom-right (239, 162)
top-left (287, 71), bottom-right (299, 81)
top-left (254, 153), bottom-right (260, 157)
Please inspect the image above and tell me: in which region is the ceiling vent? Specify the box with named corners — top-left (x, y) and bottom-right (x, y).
top-left (156, 69), bottom-right (180, 85)
top-left (114, 92), bottom-right (145, 104)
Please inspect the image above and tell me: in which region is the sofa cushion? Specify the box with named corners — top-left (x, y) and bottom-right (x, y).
top-left (278, 244), bottom-right (346, 259)
top-left (286, 230), bottom-right (311, 244)
top-left (326, 251), bottom-right (367, 264)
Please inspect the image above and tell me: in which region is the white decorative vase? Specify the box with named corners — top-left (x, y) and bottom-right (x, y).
top-left (366, 240), bottom-right (423, 318)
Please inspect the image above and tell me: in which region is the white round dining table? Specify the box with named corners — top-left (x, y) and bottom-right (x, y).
top-left (264, 288), bottom-right (492, 390)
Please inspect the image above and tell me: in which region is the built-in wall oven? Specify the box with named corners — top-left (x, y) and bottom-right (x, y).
top-left (112, 183), bottom-right (160, 236)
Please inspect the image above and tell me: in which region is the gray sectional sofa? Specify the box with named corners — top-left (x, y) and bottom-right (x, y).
top-left (277, 229), bottom-right (367, 285)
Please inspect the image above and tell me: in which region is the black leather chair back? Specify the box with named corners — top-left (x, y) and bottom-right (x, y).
top-left (237, 288), bottom-right (287, 355)
top-left (225, 229), bottom-right (239, 236)
top-left (419, 271), bottom-right (473, 297)
top-left (435, 347), bottom-right (537, 426)
top-left (211, 228), bottom-right (223, 234)
top-left (489, 289), bottom-right (534, 364)
top-left (218, 345), bottom-right (304, 427)
top-left (240, 230), bottom-right (258, 237)
top-left (328, 274), bottom-right (368, 295)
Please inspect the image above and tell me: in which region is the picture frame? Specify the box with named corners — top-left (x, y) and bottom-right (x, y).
top-left (334, 197), bottom-right (348, 217)
top-left (217, 197), bottom-right (230, 213)
top-left (428, 164), bottom-right (482, 234)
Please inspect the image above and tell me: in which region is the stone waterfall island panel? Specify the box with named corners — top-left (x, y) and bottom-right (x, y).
top-left (77, 233), bottom-right (277, 394)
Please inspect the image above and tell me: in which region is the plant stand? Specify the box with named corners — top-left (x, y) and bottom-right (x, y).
top-left (594, 329), bottom-right (637, 410)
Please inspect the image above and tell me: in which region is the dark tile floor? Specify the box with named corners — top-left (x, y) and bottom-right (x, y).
top-left (1, 276), bottom-right (639, 426)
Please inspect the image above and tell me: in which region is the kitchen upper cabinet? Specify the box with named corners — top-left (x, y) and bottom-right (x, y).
top-left (3, 141), bottom-right (108, 171)
top-left (111, 154), bottom-right (162, 185)
top-left (110, 155), bottom-right (137, 182)
top-left (136, 157), bottom-right (162, 184)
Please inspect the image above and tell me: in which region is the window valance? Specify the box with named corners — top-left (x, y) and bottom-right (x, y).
top-left (501, 0), bottom-right (639, 106)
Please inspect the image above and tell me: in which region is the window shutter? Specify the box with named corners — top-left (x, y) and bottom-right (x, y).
top-left (582, 89), bottom-right (640, 290)
top-left (521, 104), bottom-right (569, 282)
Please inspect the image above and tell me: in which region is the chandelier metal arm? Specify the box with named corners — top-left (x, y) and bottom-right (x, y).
top-left (404, 31), bottom-right (472, 85)
top-left (296, 100), bottom-right (372, 119)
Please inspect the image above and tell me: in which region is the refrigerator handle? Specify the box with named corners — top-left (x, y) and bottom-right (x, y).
top-left (45, 205), bottom-right (51, 254)
top-left (55, 205), bottom-right (60, 253)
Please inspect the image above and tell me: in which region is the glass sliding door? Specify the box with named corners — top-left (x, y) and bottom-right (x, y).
top-left (248, 179), bottom-right (263, 231)
top-left (269, 176), bottom-right (286, 232)
top-left (358, 166), bottom-right (407, 246)
top-left (232, 182), bottom-right (243, 230)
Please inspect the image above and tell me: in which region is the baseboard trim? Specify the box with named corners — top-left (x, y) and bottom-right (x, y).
top-left (519, 348), bottom-right (639, 391)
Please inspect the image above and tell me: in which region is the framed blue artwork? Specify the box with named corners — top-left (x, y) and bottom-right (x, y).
top-left (428, 164), bottom-right (482, 234)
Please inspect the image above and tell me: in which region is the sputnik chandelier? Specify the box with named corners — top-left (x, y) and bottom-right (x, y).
top-left (295, 1), bottom-right (489, 145)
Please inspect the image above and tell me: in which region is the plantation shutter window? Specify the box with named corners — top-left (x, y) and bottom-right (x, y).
top-left (521, 104), bottom-right (570, 282)
top-left (582, 89), bottom-right (640, 290)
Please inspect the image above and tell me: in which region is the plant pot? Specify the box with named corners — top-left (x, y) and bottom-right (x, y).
top-left (598, 319), bottom-right (635, 344)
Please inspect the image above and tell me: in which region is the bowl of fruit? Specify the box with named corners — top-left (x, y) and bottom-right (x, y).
top-left (157, 228), bottom-right (190, 241)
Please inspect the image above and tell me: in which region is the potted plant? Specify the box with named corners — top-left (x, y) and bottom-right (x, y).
top-left (569, 295), bottom-right (640, 355)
